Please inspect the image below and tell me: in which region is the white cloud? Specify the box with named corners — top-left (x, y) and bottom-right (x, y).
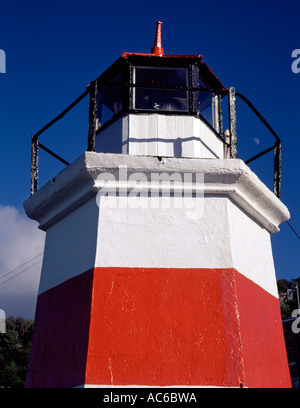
top-left (0, 204), bottom-right (45, 320)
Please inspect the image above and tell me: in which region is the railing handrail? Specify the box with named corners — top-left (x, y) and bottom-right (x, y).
top-left (30, 88), bottom-right (90, 195)
top-left (233, 90), bottom-right (282, 199)
top-left (30, 82), bottom-right (282, 199)
top-left (32, 88), bottom-right (90, 142)
top-left (235, 91), bottom-right (281, 143)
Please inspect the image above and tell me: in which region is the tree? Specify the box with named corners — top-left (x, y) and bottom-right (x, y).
top-left (280, 302), bottom-right (292, 320)
top-left (0, 317), bottom-right (33, 388)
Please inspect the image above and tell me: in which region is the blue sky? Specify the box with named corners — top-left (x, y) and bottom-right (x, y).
top-left (0, 0), bottom-right (300, 318)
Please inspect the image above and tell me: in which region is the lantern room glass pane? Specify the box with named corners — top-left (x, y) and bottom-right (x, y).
top-left (192, 65), bottom-right (217, 131)
top-left (193, 75), bottom-right (214, 128)
top-left (134, 66), bottom-right (189, 112)
top-left (198, 79), bottom-right (214, 127)
top-left (96, 73), bottom-right (123, 129)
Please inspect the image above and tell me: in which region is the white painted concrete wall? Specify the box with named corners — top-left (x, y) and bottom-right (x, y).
top-left (36, 192), bottom-right (280, 297)
top-left (95, 196), bottom-right (232, 270)
top-left (36, 194), bottom-right (280, 298)
top-left (24, 153), bottom-right (289, 297)
top-left (38, 198), bottom-right (99, 295)
top-left (96, 114), bottom-right (224, 159)
top-left (95, 195), bottom-right (279, 297)
top-left (227, 199), bottom-right (279, 297)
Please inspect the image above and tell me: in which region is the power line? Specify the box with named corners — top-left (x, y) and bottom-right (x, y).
top-left (0, 259), bottom-right (42, 288)
top-left (0, 252), bottom-right (43, 281)
top-left (287, 221), bottom-right (300, 241)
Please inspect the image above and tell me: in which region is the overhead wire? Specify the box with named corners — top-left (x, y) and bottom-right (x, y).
top-left (0, 252), bottom-right (43, 281)
top-left (0, 259), bottom-right (42, 288)
top-left (286, 221), bottom-right (300, 241)
top-left (0, 254), bottom-right (43, 288)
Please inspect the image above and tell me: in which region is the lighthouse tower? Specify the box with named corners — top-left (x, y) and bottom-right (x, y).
top-left (24, 22), bottom-right (292, 388)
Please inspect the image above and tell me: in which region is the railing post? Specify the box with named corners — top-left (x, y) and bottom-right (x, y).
top-left (87, 80), bottom-right (98, 152)
top-left (228, 86), bottom-right (237, 158)
top-left (213, 92), bottom-right (223, 137)
top-left (217, 93), bottom-right (223, 138)
top-left (31, 135), bottom-right (39, 196)
top-left (274, 141), bottom-right (282, 199)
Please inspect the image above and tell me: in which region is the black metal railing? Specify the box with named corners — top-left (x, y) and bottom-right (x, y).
top-left (30, 83), bottom-right (282, 199)
top-left (30, 88), bottom-right (89, 195)
top-left (234, 90), bottom-right (282, 198)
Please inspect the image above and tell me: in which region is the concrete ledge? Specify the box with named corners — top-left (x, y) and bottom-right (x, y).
top-left (23, 152), bottom-right (290, 233)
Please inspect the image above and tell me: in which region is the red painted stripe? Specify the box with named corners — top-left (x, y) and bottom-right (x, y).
top-left (85, 267), bottom-right (291, 387)
top-left (26, 267), bottom-right (291, 388)
top-left (234, 271), bottom-right (292, 388)
top-left (25, 269), bottom-right (94, 388)
top-left (85, 267), bottom-right (244, 387)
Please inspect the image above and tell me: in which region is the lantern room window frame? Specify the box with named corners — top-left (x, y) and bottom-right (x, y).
top-left (94, 55), bottom-right (225, 138)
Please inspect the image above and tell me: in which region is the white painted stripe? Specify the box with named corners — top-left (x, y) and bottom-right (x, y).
top-left (95, 196), bottom-right (232, 270)
top-left (37, 193), bottom-right (279, 297)
top-left (95, 195), bottom-right (279, 297)
top-left (38, 198), bottom-right (98, 295)
top-left (227, 199), bottom-right (279, 298)
top-left (27, 153), bottom-right (288, 297)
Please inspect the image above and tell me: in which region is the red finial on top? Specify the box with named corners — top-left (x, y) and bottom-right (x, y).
top-left (151, 21), bottom-right (164, 56)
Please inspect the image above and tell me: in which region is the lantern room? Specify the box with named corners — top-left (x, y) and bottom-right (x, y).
top-left (29, 21), bottom-right (282, 199)
top-left (93, 21), bottom-right (226, 159)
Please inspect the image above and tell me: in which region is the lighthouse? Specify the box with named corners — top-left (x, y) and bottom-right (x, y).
top-left (24, 22), bottom-right (292, 388)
